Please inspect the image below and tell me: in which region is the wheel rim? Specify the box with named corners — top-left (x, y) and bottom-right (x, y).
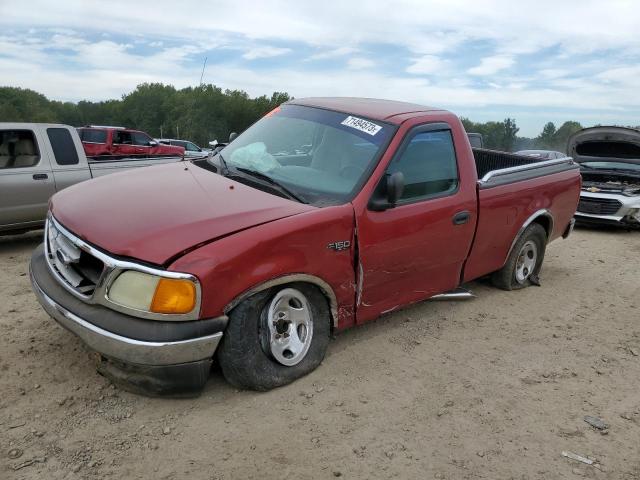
top-left (265, 288), bottom-right (314, 366)
top-left (515, 240), bottom-right (538, 284)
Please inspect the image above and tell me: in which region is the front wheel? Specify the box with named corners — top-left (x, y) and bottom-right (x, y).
top-left (491, 223), bottom-right (547, 291)
top-left (218, 283), bottom-right (331, 391)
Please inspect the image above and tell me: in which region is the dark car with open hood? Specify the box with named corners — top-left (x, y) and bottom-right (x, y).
top-left (568, 126), bottom-right (640, 227)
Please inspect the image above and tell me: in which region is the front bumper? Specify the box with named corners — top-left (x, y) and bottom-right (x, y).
top-left (575, 191), bottom-right (640, 227)
top-left (30, 244), bottom-right (226, 395)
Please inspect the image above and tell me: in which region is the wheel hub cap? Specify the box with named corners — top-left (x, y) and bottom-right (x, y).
top-left (266, 288), bottom-right (313, 366)
top-left (515, 240), bottom-right (537, 284)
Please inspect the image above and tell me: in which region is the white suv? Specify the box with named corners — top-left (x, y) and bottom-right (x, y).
top-left (157, 139), bottom-right (209, 158)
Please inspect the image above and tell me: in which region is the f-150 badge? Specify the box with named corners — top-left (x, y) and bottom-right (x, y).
top-left (327, 241), bottom-right (351, 251)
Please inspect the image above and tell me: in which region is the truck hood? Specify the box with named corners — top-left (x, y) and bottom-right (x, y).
top-left (567, 126), bottom-right (640, 165)
top-left (50, 162), bottom-right (315, 265)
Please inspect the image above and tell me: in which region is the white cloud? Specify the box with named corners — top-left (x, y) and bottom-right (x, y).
top-left (0, 0), bottom-right (639, 136)
top-left (468, 55), bottom-right (515, 76)
top-left (242, 46), bottom-right (291, 60)
top-left (347, 57), bottom-right (374, 69)
top-left (308, 46), bottom-right (357, 61)
top-left (406, 55), bottom-right (446, 75)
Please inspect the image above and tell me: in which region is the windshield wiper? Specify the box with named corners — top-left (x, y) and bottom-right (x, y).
top-left (217, 153), bottom-right (229, 175)
top-left (234, 167), bottom-right (308, 203)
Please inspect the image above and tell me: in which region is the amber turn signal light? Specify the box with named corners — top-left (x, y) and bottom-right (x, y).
top-left (150, 278), bottom-right (197, 314)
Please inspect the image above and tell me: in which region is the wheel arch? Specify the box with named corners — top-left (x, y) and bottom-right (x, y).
top-left (503, 209), bottom-right (554, 266)
top-left (223, 274), bottom-right (339, 330)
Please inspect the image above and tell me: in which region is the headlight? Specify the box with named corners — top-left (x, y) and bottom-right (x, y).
top-left (108, 271), bottom-right (197, 315)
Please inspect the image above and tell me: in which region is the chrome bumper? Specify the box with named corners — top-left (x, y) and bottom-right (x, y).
top-left (576, 191), bottom-right (640, 224)
top-left (30, 269), bottom-right (222, 366)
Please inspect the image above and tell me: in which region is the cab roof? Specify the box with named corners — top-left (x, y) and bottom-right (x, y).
top-left (287, 97), bottom-right (443, 125)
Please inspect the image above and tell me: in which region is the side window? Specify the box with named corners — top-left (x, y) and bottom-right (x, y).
top-left (114, 131), bottom-right (133, 144)
top-left (186, 142), bottom-right (200, 152)
top-left (79, 129), bottom-right (107, 143)
top-left (47, 128), bottom-right (80, 166)
top-left (132, 132), bottom-right (152, 146)
top-left (387, 130), bottom-right (459, 201)
top-left (0, 129), bottom-right (41, 169)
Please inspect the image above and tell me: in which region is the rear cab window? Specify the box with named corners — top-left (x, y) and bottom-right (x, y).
top-left (386, 129), bottom-right (459, 202)
top-left (47, 128), bottom-right (80, 166)
top-left (0, 129), bottom-right (41, 169)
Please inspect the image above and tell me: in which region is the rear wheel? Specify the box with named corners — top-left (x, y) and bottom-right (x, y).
top-left (491, 223), bottom-right (547, 290)
top-left (218, 283), bottom-right (330, 391)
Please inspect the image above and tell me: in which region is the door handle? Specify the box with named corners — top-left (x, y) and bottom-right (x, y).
top-left (452, 210), bottom-right (471, 225)
top-left (32, 173), bottom-right (48, 180)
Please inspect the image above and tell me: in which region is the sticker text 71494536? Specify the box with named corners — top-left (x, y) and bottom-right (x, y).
top-left (341, 116), bottom-right (382, 136)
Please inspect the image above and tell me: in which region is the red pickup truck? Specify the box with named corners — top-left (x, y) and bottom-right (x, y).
top-left (30, 98), bottom-right (581, 395)
top-left (77, 126), bottom-right (184, 158)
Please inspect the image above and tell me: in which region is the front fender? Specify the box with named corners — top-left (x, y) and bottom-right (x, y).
top-left (170, 204), bottom-right (357, 330)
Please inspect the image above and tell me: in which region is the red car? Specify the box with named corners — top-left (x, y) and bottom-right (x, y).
top-left (77, 126), bottom-right (184, 157)
top-left (31, 98), bottom-right (581, 395)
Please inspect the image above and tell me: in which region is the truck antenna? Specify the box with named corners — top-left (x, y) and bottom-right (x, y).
top-left (199, 57), bottom-right (208, 86)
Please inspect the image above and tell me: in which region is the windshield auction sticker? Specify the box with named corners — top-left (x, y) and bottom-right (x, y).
top-left (341, 116), bottom-right (382, 136)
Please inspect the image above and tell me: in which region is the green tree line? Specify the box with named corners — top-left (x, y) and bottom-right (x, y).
top-left (0, 84), bottom-right (290, 146)
top-left (0, 83), bottom-right (587, 151)
top-left (461, 117), bottom-right (584, 153)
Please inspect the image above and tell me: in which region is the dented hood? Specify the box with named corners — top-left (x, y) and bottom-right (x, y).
top-left (51, 162), bottom-right (314, 265)
top-left (568, 127), bottom-right (640, 165)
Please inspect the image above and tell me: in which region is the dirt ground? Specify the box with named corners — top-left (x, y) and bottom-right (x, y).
top-left (1, 227), bottom-right (639, 480)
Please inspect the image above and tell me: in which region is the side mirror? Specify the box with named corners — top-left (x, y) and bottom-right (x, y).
top-left (368, 171), bottom-right (405, 211)
top-left (386, 171), bottom-right (404, 205)
top-left (149, 140), bottom-right (158, 147)
top-left (229, 132), bottom-right (238, 142)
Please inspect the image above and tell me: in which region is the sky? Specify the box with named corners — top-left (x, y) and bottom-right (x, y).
top-left (0, 0), bottom-right (639, 137)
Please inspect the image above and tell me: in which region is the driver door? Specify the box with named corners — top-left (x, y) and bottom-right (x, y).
top-left (356, 124), bottom-right (477, 323)
top-left (131, 131), bottom-right (154, 155)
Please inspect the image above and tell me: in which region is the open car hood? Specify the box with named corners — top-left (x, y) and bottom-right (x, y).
top-left (568, 126), bottom-right (640, 166)
top-left (51, 161), bottom-right (315, 265)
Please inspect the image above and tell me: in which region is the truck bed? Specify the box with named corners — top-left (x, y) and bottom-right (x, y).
top-left (473, 148), bottom-right (576, 188)
top-left (462, 150), bottom-right (581, 283)
top-left (473, 148), bottom-right (545, 178)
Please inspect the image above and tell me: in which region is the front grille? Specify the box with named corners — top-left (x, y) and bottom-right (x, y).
top-left (577, 197), bottom-right (623, 215)
top-left (46, 220), bottom-right (105, 296)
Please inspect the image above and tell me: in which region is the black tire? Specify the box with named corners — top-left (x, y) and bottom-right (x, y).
top-left (217, 282), bottom-right (331, 391)
top-left (491, 223), bottom-right (547, 291)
